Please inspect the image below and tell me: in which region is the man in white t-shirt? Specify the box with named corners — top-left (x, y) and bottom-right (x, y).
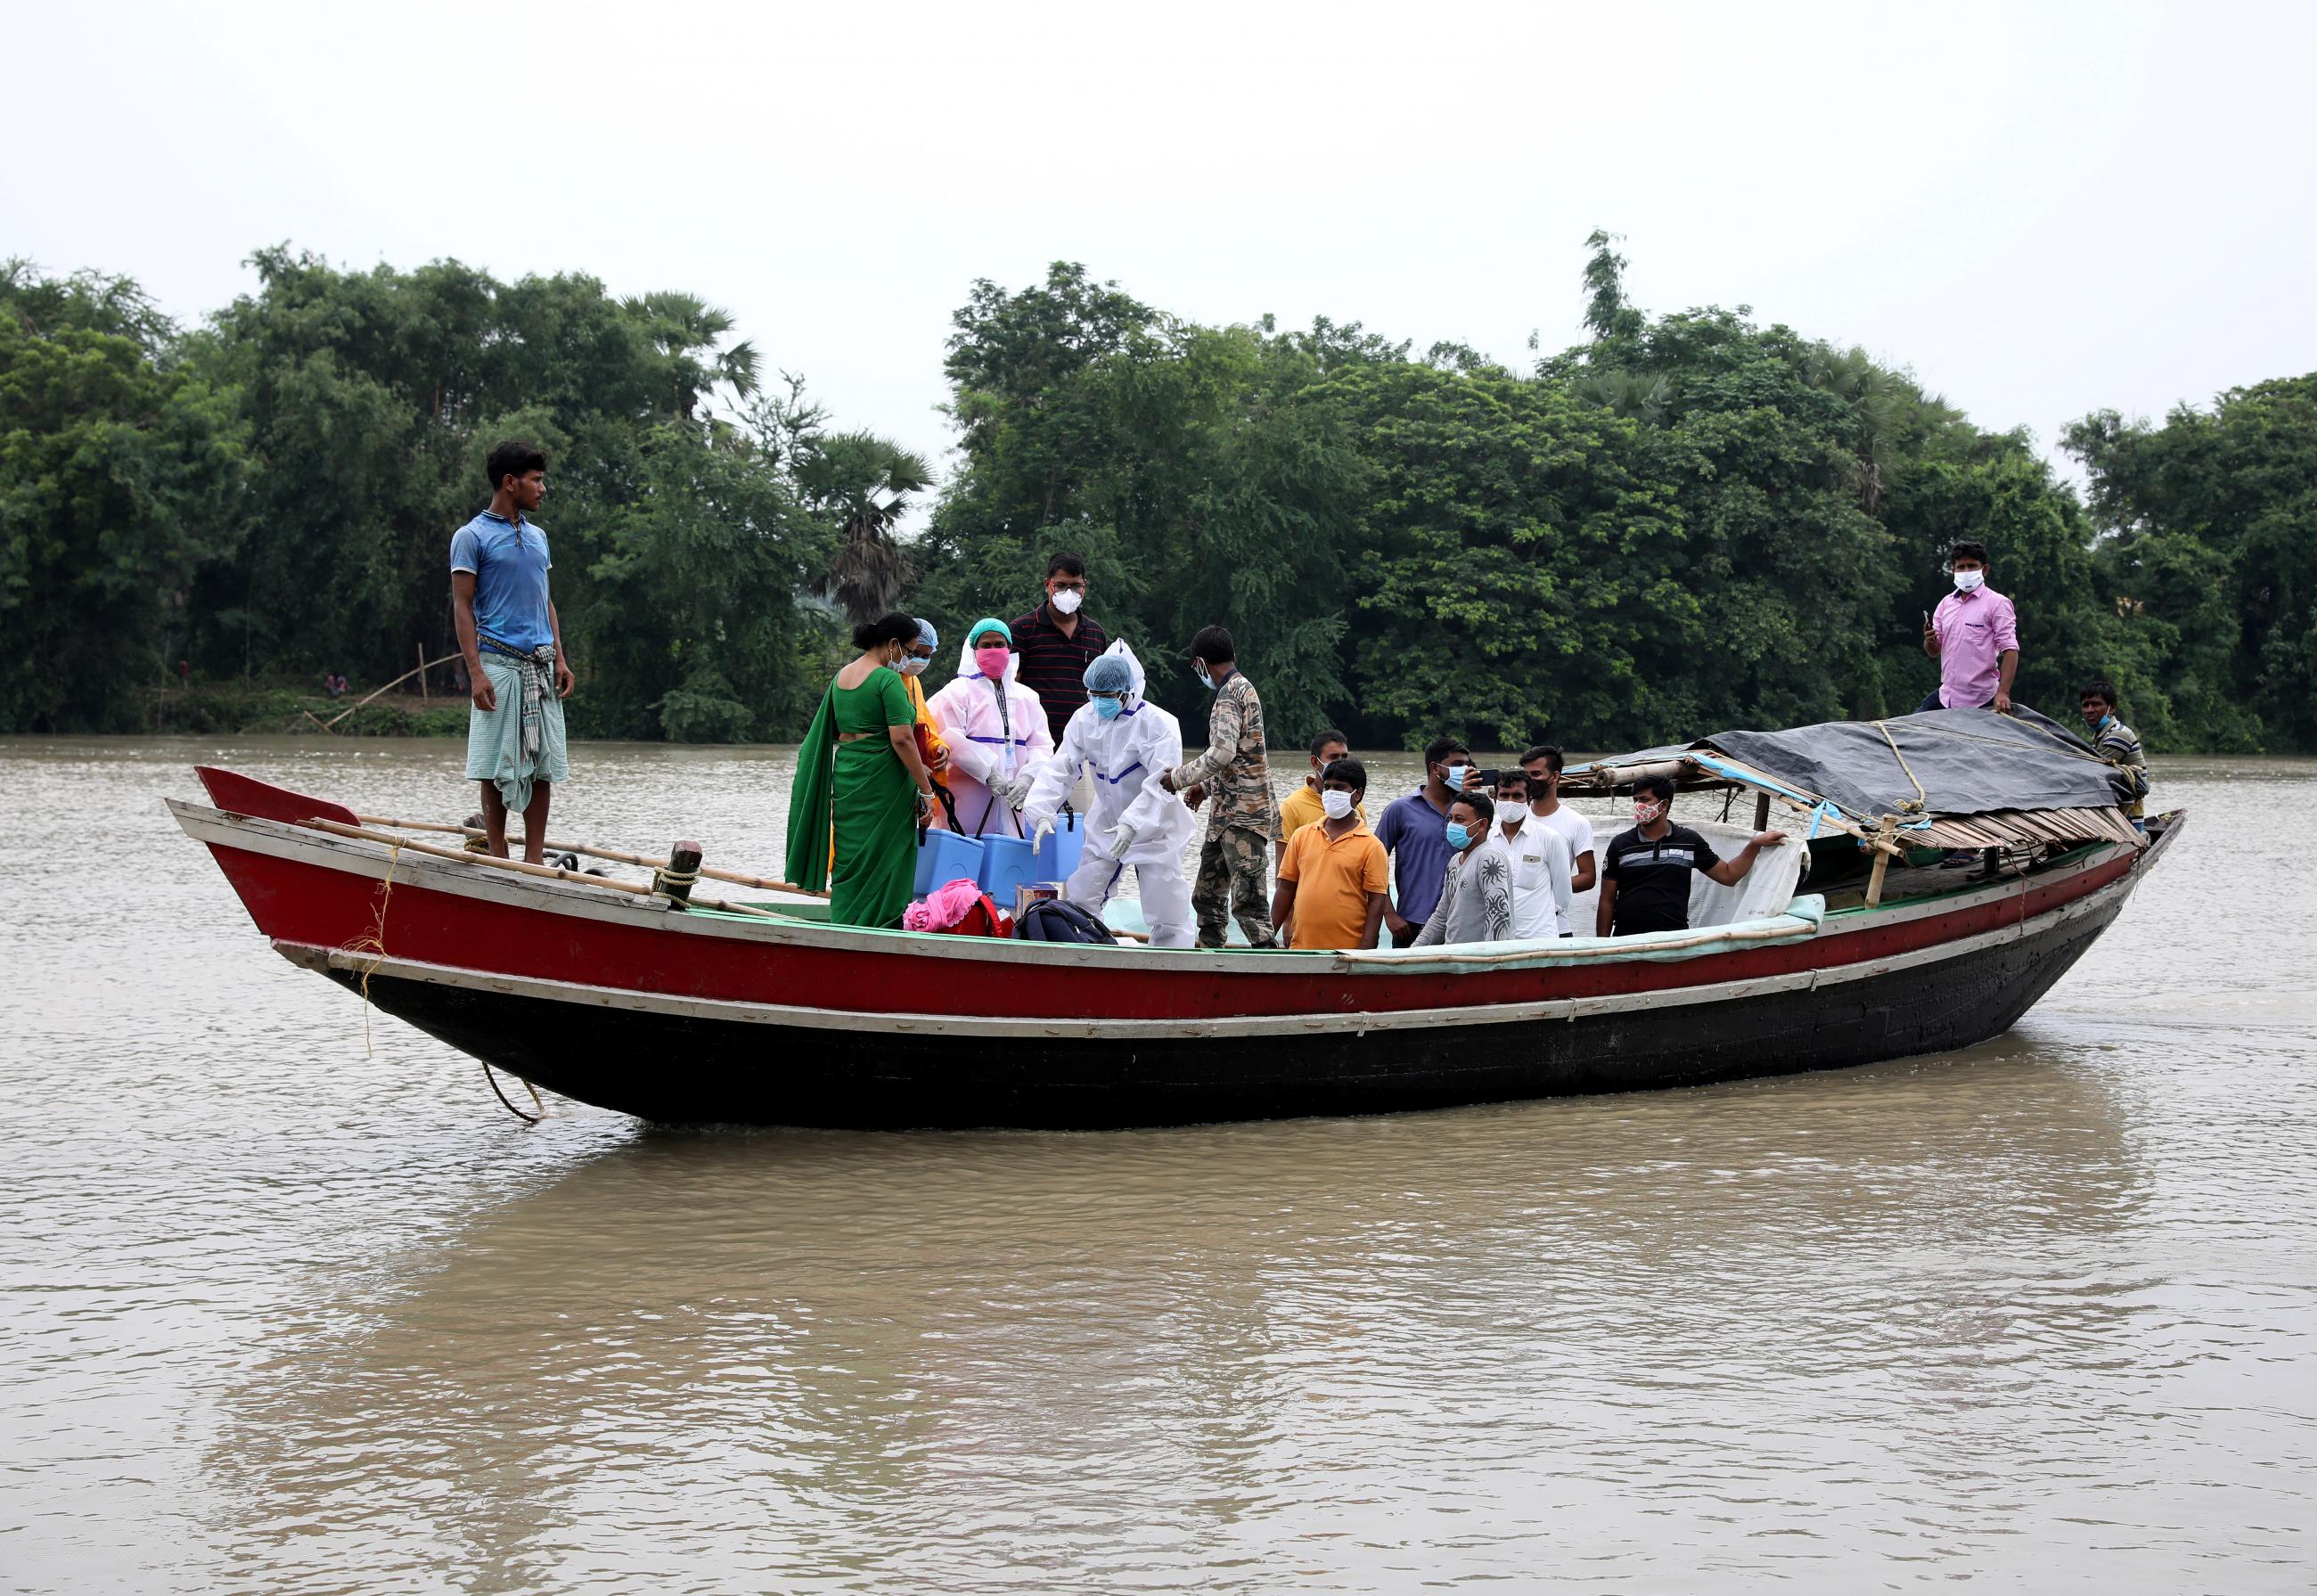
top-left (1521, 743), bottom-right (1598, 904)
top-left (1493, 770), bottom-right (1575, 937)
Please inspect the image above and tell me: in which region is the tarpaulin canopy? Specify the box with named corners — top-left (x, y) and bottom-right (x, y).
top-left (1577, 707), bottom-right (2134, 821)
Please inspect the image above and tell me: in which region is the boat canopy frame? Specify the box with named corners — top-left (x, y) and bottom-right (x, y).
top-left (1558, 708), bottom-right (2143, 904)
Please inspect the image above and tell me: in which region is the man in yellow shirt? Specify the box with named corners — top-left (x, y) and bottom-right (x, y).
top-left (1277, 728), bottom-right (1365, 843)
top-left (1271, 758), bottom-right (1390, 951)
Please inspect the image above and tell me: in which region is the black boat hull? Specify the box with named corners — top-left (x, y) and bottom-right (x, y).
top-left (329, 886), bottom-right (2125, 1130)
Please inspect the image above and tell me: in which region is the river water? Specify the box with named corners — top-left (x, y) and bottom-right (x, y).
top-left (3, 737), bottom-right (2313, 1592)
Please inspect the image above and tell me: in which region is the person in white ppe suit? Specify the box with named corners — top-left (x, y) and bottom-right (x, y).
top-left (1020, 640), bottom-right (1199, 948)
top-left (927, 617), bottom-right (1053, 839)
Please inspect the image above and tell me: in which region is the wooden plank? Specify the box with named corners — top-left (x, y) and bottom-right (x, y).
top-left (300, 817), bottom-right (782, 918)
top-left (352, 813), bottom-right (823, 896)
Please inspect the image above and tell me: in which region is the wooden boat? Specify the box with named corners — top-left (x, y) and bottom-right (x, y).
top-left (168, 709), bottom-right (2178, 1129)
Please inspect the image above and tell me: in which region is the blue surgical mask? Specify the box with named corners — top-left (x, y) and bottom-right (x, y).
top-left (1445, 765), bottom-right (1469, 790)
top-left (1093, 696), bottom-right (1124, 723)
top-left (1445, 822), bottom-right (1473, 850)
top-left (1194, 665), bottom-right (1216, 692)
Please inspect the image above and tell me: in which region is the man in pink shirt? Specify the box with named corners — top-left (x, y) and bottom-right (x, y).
top-left (1918, 541), bottom-right (2019, 713)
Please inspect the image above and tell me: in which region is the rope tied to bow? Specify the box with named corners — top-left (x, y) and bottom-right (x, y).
top-left (342, 838), bottom-right (405, 1057)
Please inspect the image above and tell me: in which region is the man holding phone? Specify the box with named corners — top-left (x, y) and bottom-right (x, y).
top-left (1374, 736), bottom-right (1471, 948)
top-left (1919, 541), bottom-right (2018, 713)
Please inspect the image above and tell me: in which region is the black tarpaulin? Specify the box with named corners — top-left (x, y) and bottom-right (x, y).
top-left (1687, 707), bottom-right (2133, 819)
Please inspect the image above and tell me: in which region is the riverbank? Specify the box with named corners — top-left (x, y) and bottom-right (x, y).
top-left (143, 682), bottom-right (467, 738)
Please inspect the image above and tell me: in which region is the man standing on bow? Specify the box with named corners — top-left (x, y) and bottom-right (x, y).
top-left (453, 439), bottom-right (574, 863)
top-left (1162, 626), bottom-right (1280, 949)
top-left (1920, 541), bottom-right (2020, 714)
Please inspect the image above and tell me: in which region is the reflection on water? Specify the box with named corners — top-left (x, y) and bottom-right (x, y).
top-left (2, 738), bottom-right (2313, 1592)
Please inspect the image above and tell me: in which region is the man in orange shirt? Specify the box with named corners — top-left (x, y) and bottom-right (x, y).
top-left (1270, 758), bottom-right (1390, 951)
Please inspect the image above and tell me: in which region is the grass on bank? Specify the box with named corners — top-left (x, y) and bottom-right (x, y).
top-left (145, 682), bottom-right (468, 737)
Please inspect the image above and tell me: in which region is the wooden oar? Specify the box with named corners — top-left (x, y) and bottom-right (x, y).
top-left (301, 817), bottom-right (783, 919)
top-left (352, 814), bottom-right (826, 897)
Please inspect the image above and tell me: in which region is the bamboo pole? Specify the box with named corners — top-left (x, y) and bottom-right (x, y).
top-left (1864, 847), bottom-right (1892, 910)
top-left (300, 817), bottom-right (784, 918)
top-left (351, 814), bottom-right (825, 896)
top-left (320, 651), bottom-right (464, 732)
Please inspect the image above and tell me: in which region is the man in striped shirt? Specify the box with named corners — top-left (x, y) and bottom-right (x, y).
top-left (1011, 551), bottom-right (1110, 745)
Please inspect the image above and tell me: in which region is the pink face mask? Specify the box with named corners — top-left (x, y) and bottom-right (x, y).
top-left (1633, 798), bottom-right (1667, 825)
top-left (974, 645), bottom-right (1011, 679)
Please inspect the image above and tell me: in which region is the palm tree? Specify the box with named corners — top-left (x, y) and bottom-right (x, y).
top-left (1804, 343), bottom-right (1957, 515)
top-left (794, 431), bottom-right (935, 624)
top-left (620, 291), bottom-right (761, 420)
top-left (1576, 366), bottom-right (1674, 423)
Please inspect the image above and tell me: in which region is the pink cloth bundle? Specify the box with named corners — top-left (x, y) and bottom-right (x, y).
top-left (904, 877), bottom-right (987, 933)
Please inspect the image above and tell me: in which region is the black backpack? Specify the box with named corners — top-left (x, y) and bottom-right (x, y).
top-left (1015, 899), bottom-right (1116, 945)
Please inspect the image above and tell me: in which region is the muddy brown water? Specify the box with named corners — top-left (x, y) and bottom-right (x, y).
top-left (3, 737), bottom-right (2312, 1592)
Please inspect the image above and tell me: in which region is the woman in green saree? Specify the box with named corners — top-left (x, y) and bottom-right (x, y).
top-left (785, 612), bottom-right (940, 928)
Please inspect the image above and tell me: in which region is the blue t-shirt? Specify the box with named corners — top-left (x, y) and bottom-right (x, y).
top-left (1374, 788), bottom-right (1453, 925)
top-left (449, 510), bottom-right (554, 651)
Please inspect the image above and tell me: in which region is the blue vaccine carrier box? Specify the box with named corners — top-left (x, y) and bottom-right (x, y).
top-left (912, 828), bottom-right (988, 899)
top-left (978, 810), bottom-right (1082, 900)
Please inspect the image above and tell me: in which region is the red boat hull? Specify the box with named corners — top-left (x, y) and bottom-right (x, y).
top-left (170, 777), bottom-right (2180, 1128)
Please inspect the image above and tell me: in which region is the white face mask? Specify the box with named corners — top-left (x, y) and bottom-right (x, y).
top-left (1050, 587), bottom-right (1083, 616)
top-left (1953, 569), bottom-right (1985, 593)
top-left (901, 655), bottom-right (928, 676)
top-left (1321, 789), bottom-right (1355, 821)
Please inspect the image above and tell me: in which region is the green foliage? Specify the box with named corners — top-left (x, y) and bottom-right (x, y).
top-left (916, 251), bottom-right (2317, 757)
top-left (2065, 377), bottom-right (2317, 751)
top-left (0, 262), bottom-right (246, 730)
top-left (5, 240), bottom-right (2313, 756)
top-left (0, 250), bottom-right (906, 740)
top-left (567, 418), bottom-right (835, 741)
top-left (1336, 363), bottom-right (1687, 747)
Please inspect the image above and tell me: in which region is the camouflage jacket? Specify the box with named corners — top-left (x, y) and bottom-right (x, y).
top-left (1170, 670), bottom-right (1279, 839)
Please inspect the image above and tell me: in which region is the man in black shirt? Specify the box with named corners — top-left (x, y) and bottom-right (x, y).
top-left (1596, 773), bottom-right (1788, 937)
top-left (1010, 551), bottom-right (1110, 745)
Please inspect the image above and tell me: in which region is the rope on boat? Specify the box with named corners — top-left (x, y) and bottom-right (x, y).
top-left (341, 838), bottom-right (405, 1057)
top-left (483, 1063), bottom-right (544, 1124)
top-left (331, 833), bottom-right (545, 1123)
top-left (1871, 720), bottom-right (1930, 814)
top-left (651, 863), bottom-right (700, 904)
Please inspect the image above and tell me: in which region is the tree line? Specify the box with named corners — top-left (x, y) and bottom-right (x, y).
top-left (4, 237), bottom-right (2311, 752)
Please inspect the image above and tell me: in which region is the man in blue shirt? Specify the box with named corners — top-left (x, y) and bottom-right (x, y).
top-left (452, 439), bottom-right (575, 862)
top-left (1374, 736), bottom-right (1470, 948)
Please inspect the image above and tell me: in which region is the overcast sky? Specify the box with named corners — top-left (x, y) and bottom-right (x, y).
top-left (12, 1), bottom-right (2315, 500)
